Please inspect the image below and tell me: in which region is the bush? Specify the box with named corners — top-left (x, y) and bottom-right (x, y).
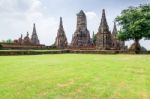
top-left (0, 44), bottom-right (2, 50)
top-left (140, 46), bottom-right (147, 51)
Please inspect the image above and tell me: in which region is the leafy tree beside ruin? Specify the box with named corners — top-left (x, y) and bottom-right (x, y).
top-left (92, 32), bottom-right (96, 45)
top-left (0, 44), bottom-right (2, 50)
top-left (6, 39), bottom-right (13, 43)
top-left (116, 4), bottom-right (150, 51)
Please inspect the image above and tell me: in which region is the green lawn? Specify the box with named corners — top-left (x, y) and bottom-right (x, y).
top-left (0, 50), bottom-right (61, 52)
top-left (0, 54), bottom-right (150, 99)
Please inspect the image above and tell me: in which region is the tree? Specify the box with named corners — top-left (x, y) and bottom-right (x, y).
top-left (6, 39), bottom-right (13, 43)
top-left (92, 31), bottom-right (96, 45)
top-left (0, 44), bottom-right (2, 50)
top-left (140, 46), bottom-right (147, 51)
top-left (116, 4), bottom-right (150, 51)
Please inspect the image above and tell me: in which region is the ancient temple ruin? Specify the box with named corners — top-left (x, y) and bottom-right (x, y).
top-left (23, 32), bottom-right (32, 45)
top-left (71, 10), bottom-right (91, 48)
top-left (112, 22), bottom-right (119, 49)
top-left (3, 9), bottom-right (127, 50)
top-left (96, 9), bottom-right (112, 50)
top-left (17, 34), bottom-right (23, 45)
top-left (112, 22), bottom-right (125, 50)
top-left (14, 24), bottom-right (40, 46)
top-left (31, 24), bottom-right (40, 45)
top-left (54, 17), bottom-right (68, 49)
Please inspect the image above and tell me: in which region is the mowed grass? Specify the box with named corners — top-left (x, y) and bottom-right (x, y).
top-left (0, 54), bottom-right (150, 99)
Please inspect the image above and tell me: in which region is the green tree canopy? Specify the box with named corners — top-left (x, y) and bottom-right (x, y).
top-left (116, 4), bottom-right (150, 51)
top-left (0, 44), bottom-right (2, 49)
top-left (6, 39), bottom-right (13, 43)
top-left (92, 32), bottom-right (96, 45)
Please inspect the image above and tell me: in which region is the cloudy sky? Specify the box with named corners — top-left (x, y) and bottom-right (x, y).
top-left (0, 0), bottom-right (150, 49)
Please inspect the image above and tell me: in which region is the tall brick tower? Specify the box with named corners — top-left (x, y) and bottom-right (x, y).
top-left (71, 10), bottom-right (91, 48)
top-left (96, 9), bottom-right (112, 50)
top-left (54, 17), bottom-right (68, 49)
top-left (31, 23), bottom-right (40, 45)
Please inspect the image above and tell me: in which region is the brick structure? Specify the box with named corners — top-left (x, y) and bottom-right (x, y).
top-left (7, 10), bottom-right (127, 50)
top-left (31, 24), bottom-right (40, 45)
top-left (23, 32), bottom-right (32, 45)
top-left (18, 34), bottom-right (23, 45)
top-left (71, 10), bottom-right (91, 48)
top-left (112, 22), bottom-right (125, 50)
top-left (14, 23), bottom-right (40, 46)
top-left (54, 17), bottom-right (68, 49)
top-left (96, 9), bottom-right (112, 50)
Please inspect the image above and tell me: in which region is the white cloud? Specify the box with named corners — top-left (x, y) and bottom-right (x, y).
top-left (0, 0), bottom-right (58, 45)
top-left (85, 11), bottom-right (98, 20)
top-left (85, 11), bottom-right (99, 34)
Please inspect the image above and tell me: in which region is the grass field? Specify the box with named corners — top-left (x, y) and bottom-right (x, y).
top-left (0, 54), bottom-right (150, 99)
top-left (0, 50), bottom-right (61, 52)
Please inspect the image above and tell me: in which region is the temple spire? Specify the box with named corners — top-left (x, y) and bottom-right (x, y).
top-left (96, 9), bottom-right (112, 50)
top-left (71, 10), bottom-right (91, 47)
top-left (57, 17), bottom-right (65, 35)
top-left (20, 34), bottom-right (23, 39)
top-left (59, 17), bottom-right (63, 29)
top-left (99, 9), bottom-right (109, 33)
top-left (76, 10), bottom-right (87, 30)
top-left (33, 23), bottom-right (36, 34)
top-left (27, 32), bottom-right (29, 37)
top-left (54, 17), bottom-right (68, 49)
top-left (112, 22), bottom-right (117, 37)
top-left (31, 23), bottom-right (40, 45)
top-left (78, 10), bottom-right (85, 16)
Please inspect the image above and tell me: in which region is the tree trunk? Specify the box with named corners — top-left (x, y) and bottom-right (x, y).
top-left (129, 39), bottom-right (141, 52)
top-left (134, 39), bottom-right (140, 51)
